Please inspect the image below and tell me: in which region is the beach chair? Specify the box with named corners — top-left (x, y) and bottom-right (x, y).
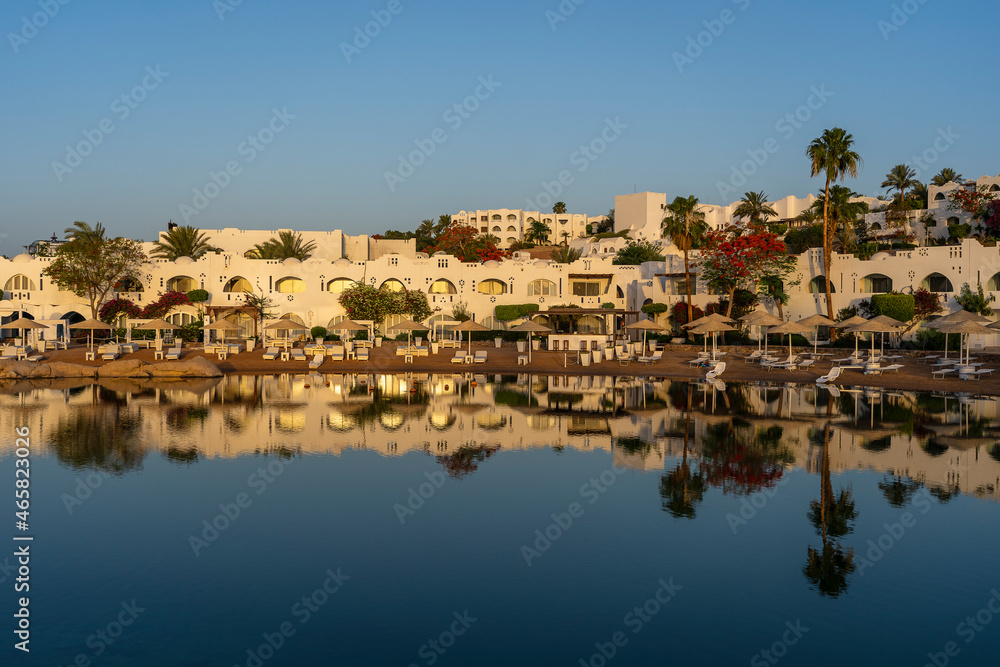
top-left (743, 350), bottom-right (762, 364)
top-left (101, 344), bottom-right (120, 361)
top-left (637, 350), bottom-right (663, 364)
top-left (164, 347), bottom-right (181, 361)
top-left (705, 361), bottom-right (726, 381)
top-left (291, 348), bottom-right (307, 362)
top-left (474, 350), bottom-right (488, 364)
top-left (763, 355), bottom-right (797, 371)
top-left (797, 359), bottom-right (816, 371)
top-left (964, 368), bottom-right (995, 380)
top-left (931, 367), bottom-right (956, 379)
top-left (0, 346), bottom-right (16, 361)
top-left (330, 346), bottom-right (345, 362)
top-left (355, 347), bottom-right (369, 361)
top-left (815, 366), bottom-right (843, 385)
top-left (451, 351), bottom-right (466, 364)
top-left (882, 364), bottom-right (905, 374)
top-left (309, 354), bottom-right (324, 369)
top-left (262, 347), bottom-right (279, 360)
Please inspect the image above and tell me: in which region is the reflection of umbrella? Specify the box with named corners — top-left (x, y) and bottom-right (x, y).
top-left (265, 319), bottom-right (307, 350)
top-left (389, 319), bottom-right (430, 349)
top-left (768, 320), bottom-right (813, 360)
top-left (687, 321), bottom-right (735, 361)
top-left (70, 317), bottom-right (113, 351)
top-left (453, 320), bottom-right (490, 356)
top-left (510, 320), bottom-right (553, 363)
top-left (798, 314), bottom-right (837, 356)
top-left (625, 319), bottom-right (665, 353)
top-left (6, 317), bottom-right (48, 349)
top-left (835, 315), bottom-right (868, 357)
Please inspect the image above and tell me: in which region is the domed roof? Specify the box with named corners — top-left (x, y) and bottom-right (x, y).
top-left (483, 260), bottom-right (500, 268)
top-left (173, 256), bottom-right (194, 265)
top-left (334, 258), bottom-right (352, 267)
top-left (534, 260), bottom-right (550, 267)
top-left (282, 257), bottom-right (301, 266)
top-left (11, 253), bottom-right (32, 263)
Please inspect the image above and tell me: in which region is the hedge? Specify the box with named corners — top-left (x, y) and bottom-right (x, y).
top-left (870, 294), bottom-right (914, 324)
top-left (494, 304), bottom-right (540, 322)
top-left (641, 302), bottom-right (669, 315)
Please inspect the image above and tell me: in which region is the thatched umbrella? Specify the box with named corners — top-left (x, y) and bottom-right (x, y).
top-left (687, 321), bottom-right (736, 361)
top-left (389, 319), bottom-right (429, 349)
top-left (797, 313), bottom-right (838, 357)
top-left (453, 320), bottom-right (490, 356)
top-left (743, 311), bottom-right (783, 356)
top-left (5, 317), bottom-right (48, 349)
top-left (510, 320), bottom-right (553, 363)
top-left (936, 319), bottom-right (996, 367)
top-left (134, 318), bottom-right (179, 350)
top-left (329, 319), bottom-right (369, 346)
top-left (625, 318), bottom-right (665, 354)
top-left (928, 310), bottom-right (990, 360)
top-left (835, 315), bottom-right (869, 358)
top-left (265, 319), bottom-right (307, 350)
top-left (69, 318), bottom-right (112, 352)
top-left (846, 318), bottom-right (902, 359)
top-left (201, 318), bottom-right (241, 344)
top-left (683, 312), bottom-right (736, 329)
top-left (767, 320), bottom-right (813, 360)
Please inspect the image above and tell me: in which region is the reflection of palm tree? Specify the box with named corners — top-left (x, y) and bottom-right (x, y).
top-left (803, 423), bottom-right (857, 597)
top-left (49, 406), bottom-right (146, 474)
top-left (877, 472), bottom-right (923, 508)
top-left (659, 395), bottom-right (707, 518)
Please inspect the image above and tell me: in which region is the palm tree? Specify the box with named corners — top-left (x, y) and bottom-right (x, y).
top-left (795, 208), bottom-right (821, 226)
top-left (247, 230), bottom-right (316, 260)
top-left (527, 220), bottom-right (550, 244)
top-left (733, 191), bottom-right (778, 226)
top-left (832, 225), bottom-right (858, 254)
top-left (552, 202), bottom-right (567, 214)
top-left (659, 389), bottom-right (706, 518)
top-left (64, 220), bottom-right (106, 248)
top-left (881, 164), bottom-right (918, 208)
top-left (560, 231), bottom-right (570, 245)
top-left (807, 127), bottom-right (863, 329)
top-left (931, 167), bottom-right (963, 187)
top-left (150, 225), bottom-right (218, 260)
top-left (550, 245), bottom-right (582, 263)
top-left (435, 214), bottom-right (452, 236)
top-left (661, 195), bottom-right (708, 324)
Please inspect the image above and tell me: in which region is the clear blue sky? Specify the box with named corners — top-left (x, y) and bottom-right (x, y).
top-left (1, 0), bottom-right (997, 253)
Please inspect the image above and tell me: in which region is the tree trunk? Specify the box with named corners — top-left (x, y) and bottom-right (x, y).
top-left (822, 179), bottom-right (837, 338)
top-left (683, 247), bottom-right (693, 324)
top-left (726, 288), bottom-right (736, 317)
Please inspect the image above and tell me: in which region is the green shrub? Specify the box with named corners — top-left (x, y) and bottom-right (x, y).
top-left (641, 302), bottom-right (669, 315)
top-left (494, 304), bottom-right (540, 322)
top-left (186, 289), bottom-right (210, 303)
top-left (310, 326), bottom-right (328, 339)
top-left (601, 302), bottom-right (615, 309)
top-left (870, 294), bottom-right (914, 324)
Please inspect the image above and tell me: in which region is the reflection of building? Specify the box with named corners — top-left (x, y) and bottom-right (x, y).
top-left (2, 376), bottom-right (998, 502)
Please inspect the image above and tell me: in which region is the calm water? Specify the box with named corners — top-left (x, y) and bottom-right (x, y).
top-left (2, 373), bottom-right (1000, 666)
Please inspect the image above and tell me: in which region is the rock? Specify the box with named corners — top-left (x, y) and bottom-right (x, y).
top-left (28, 362), bottom-right (97, 378)
top-left (0, 361), bottom-right (37, 379)
top-left (97, 359), bottom-right (152, 378)
top-left (147, 356), bottom-right (222, 378)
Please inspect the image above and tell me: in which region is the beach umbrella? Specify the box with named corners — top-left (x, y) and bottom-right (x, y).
top-left (867, 315), bottom-right (907, 355)
top-left (835, 315), bottom-right (869, 358)
top-left (797, 314), bottom-right (838, 356)
top-left (69, 318), bottom-right (112, 352)
top-left (389, 319), bottom-right (429, 349)
top-left (510, 320), bottom-right (553, 363)
top-left (4, 317), bottom-right (48, 349)
top-left (453, 320), bottom-right (490, 356)
top-left (936, 319), bottom-right (995, 367)
top-left (743, 312), bottom-right (783, 356)
top-left (687, 321), bottom-right (736, 361)
top-left (928, 310), bottom-right (989, 360)
top-left (265, 319), bottom-right (307, 350)
top-left (767, 320), bottom-right (813, 360)
top-left (625, 318), bottom-right (665, 353)
top-left (202, 318), bottom-right (241, 344)
top-left (846, 319), bottom-right (900, 360)
top-left (329, 319), bottom-right (369, 345)
top-left (683, 312), bottom-right (736, 329)
top-left (133, 318), bottom-right (180, 350)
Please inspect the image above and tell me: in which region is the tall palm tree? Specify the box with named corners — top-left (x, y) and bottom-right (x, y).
top-left (435, 214), bottom-right (452, 236)
top-left (550, 245), bottom-right (582, 263)
top-left (247, 230), bottom-right (316, 260)
top-left (881, 164), bottom-right (918, 208)
top-left (661, 195), bottom-right (708, 324)
top-left (795, 208), bottom-right (821, 226)
top-left (64, 220), bottom-right (106, 248)
top-left (552, 202), bottom-right (567, 214)
top-left (733, 191), bottom-right (778, 226)
top-left (931, 167), bottom-right (963, 187)
top-left (660, 387), bottom-right (706, 519)
top-left (807, 127), bottom-right (863, 329)
top-left (527, 220), bottom-right (550, 244)
top-left (150, 225), bottom-right (218, 260)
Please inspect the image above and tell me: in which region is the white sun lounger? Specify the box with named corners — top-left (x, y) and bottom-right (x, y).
top-left (262, 347), bottom-right (279, 360)
top-left (309, 354), bottom-right (324, 369)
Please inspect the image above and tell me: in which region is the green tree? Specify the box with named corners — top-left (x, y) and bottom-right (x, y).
top-left (612, 239), bottom-right (665, 266)
top-left (733, 191), bottom-right (778, 226)
top-left (527, 219), bottom-right (551, 244)
top-left (550, 245), bottom-right (582, 264)
top-left (150, 225), bottom-right (219, 261)
top-left (42, 224), bottom-right (147, 319)
top-left (595, 209), bottom-right (615, 234)
top-left (930, 168), bottom-right (963, 187)
top-left (881, 164), bottom-right (918, 209)
top-left (661, 195), bottom-right (709, 323)
top-left (807, 127), bottom-right (863, 329)
top-left (242, 286), bottom-right (276, 339)
top-left (552, 201), bottom-right (567, 214)
top-left (248, 230), bottom-right (317, 260)
top-left (955, 282), bottom-right (995, 315)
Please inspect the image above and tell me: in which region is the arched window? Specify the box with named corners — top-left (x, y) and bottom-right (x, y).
top-left (506, 225), bottom-right (517, 232)
top-left (543, 218), bottom-right (552, 224)
top-left (920, 273), bottom-right (953, 293)
top-left (429, 279), bottom-right (457, 294)
top-left (991, 184), bottom-right (1000, 192)
top-left (167, 276), bottom-right (197, 292)
top-left (275, 277), bottom-right (305, 294)
top-left (861, 274), bottom-right (892, 294)
top-left (4, 274), bottom-right (36, 291)
top-left (989, 273), bottom-right (1000, 292)
top-left (577, 315), bottom-right (604, 334)
top-left (492, 226), bottom-right (501, 232)
top-left (280, 313), bottom-right (306, 326)
top-left (477, 279), bottom-right (506, 295)
top-left (506, 237), bottom-right (517, 245)
top-left (531, 315), bottom-right (551, 328)
top-left (380, 279), bottom-right (405, 292)
top-left (224, 277), bottom-right (252, 293)
top-left (527, 217), bottom-right (536, 224)
top-left (167, 312), bottom-right (197, 326)
top-left (326, 278), bottom-right (356, 293)
top-left (528, 279), bottom-right (557, 296)
top-left (807, 276), bottom-right (835, 294)
top-left (491, 214), bottom-right (501, 221)
top-left (507, 214), bottom-right (517, 221)
top-left (947, 216), bottom-right (959, 226)
top-left (933, 192), bottom-right (946, 201)
top-left (616, 286), bottom-right (624, 298)
top-left (480, 316), bottom-right (504, 330)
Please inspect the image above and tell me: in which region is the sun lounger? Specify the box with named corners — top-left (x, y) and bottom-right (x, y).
top-left (916, 355), bottom-right (940, 364)
top-left (705, 361), bottom-right (726, 381)
top-left (101, 344), bottom-right (120, 361)
top-left (262, 347), bottom-right (278, 360)
top-left (637, 350), bottom-right (663, 364)
top-left (355, 347), bottom-right (369, 361)
top-left (0, 346), bottom-right (16, 361)
top-left (932, 367), bottom-right (956, 379)
top-left (882, 364), bottom-right (904, 374)
top-left (815, 366), bottom-right (843, 384)
top-left (164, 347), bottom-right (181, 361)
top-left (797, 359), bottom-right (816, 371)
top-left (963, 368), bottom-right (995, 380)
top-left (474, 350), bottom-right (488, 364)
top-left (451, 351), bottom-right (466, 364)
top-left (291, 349), bottom-right (307, 362)
top-left (763, 355), bottom-right (797, 371)
top-left (330, 346), bottom-right (345, 362)
top-left (309, 354), bottom-right (324, 369)
top-left (743, 350), bottom-right (762, 364)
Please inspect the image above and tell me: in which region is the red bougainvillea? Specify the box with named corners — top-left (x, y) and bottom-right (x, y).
top-left (425, 225), bottom-right (510, 263)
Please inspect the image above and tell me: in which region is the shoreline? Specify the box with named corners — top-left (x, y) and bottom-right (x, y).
top-left (3, 342), bottom-right (999, 396)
